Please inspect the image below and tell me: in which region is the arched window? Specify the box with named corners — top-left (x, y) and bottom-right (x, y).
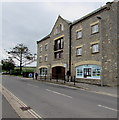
top-left (39, 68), bottom-right (47, 76)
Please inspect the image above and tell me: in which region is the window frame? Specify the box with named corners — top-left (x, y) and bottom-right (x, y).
top-left (39, 68), bottom-right (47, 76)
top-left (92, 44), bottom-right (99, 53)
top-left (76, 30), bottom-right (82, 39)
top-left (91, 24), bottom-right (99, 34)
top-left (39, 56), bottom-right (42, 63)
top-left (76, 47), bottom-right (82, 56)
top-left (44, 55), bottom-right (48, 62)
top-left (54, 51), bottom-right (63, 59)
top-left (45, 44), bottom-right (48, 51)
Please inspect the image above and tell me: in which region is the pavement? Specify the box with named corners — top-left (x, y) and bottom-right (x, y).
top-left (2, 95), bottom-right (21, 119)
top-left (36, 77), bottom-right (118, 98)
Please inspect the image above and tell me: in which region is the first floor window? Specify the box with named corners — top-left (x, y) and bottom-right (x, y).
top-left (92, 44), bottom-right (99, 53)
top-left (76, 47), bottom-right (82, 56)
top-left (39, 68), bottom-right (47, 76)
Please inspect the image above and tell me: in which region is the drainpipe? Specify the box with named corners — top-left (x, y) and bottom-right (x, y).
top-left (69, 23), bottom-right (72, 76)
top-left (97, 16), bottom-right (103, 86)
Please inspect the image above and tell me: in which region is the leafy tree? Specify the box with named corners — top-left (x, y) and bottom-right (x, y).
top-left (7, 43), bottom-right (36, 74)
top-left (1, 57), bottom-right (15, 73)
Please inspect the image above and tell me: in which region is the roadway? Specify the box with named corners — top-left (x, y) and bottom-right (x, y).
top-left (2, 75), bottom-right (118, 118)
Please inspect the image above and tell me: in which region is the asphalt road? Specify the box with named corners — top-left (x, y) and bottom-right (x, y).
top-left (2, 75), bottom-right (118, 118)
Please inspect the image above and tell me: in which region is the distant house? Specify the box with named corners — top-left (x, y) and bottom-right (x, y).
top-left (37, 1), bottom-right (118, 86)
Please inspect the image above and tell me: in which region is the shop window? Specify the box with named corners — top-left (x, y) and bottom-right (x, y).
top-left (76, 65), bottom-right (101, 79)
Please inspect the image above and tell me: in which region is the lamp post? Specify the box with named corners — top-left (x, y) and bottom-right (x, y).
top-left (97, 16), bottom-right (104, 86)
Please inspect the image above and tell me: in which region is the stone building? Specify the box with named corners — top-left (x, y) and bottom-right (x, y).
top-left (37, 1), bottom-right (118, 86)
top-left (37, 16), bottom-right (71, 80)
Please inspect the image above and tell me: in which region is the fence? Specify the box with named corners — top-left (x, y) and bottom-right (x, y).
top-left (36, 74), bottom-right (101, 86)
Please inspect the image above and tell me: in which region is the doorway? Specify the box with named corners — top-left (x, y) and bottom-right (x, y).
top-left (52, 66), bottom-right (65, 80)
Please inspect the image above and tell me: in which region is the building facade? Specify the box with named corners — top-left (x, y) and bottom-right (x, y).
top-left (37, 1), bottom-right (118, 86)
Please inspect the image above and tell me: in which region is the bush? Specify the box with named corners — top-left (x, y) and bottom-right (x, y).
top-left (11, 69), bottom-right (21, 75)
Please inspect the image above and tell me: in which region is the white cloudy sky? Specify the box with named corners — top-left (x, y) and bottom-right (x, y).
top-left (1, 0), bottom-right (113, 66)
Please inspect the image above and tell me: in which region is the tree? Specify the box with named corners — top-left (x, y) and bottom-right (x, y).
top-left (7, 43), bottom-right (36, 74)
top-left (1, 57), bottom-right (15, 73)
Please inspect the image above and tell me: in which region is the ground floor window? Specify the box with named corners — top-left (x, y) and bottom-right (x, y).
top-left (39, 68), bottom-right (47, 76)
top-left (76, 65), bottom-right (101, 79)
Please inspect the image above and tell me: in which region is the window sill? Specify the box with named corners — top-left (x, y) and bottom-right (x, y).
top-left (91, 51), bottom-right (99, 54)
top-left (76, 37), bottom-right (82, 40)
top-left (76, 55), bottom-right (82, 57)
top-left (54, 49), bottom-right (63, 52)
top-left (91, 31), bottom-right (99, 35)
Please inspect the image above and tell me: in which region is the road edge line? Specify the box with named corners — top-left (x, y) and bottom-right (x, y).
top-left (0, 84), bottom-right (42, 119)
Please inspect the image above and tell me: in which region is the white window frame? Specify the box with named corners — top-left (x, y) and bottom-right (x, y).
top-left (76, 47), bottom-right (82, 56)
top-left (76, 30), bottom-right (82, 39)
top-left (91, 24), bottom-right (99, 34)
top-left (92, 44), bottom-right (99, 53)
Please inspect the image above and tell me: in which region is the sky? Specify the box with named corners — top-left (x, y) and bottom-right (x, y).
top-left (1, 0), bottom-right (114, 66)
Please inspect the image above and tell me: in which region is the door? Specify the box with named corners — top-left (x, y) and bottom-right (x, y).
top-left (52, 66), bottom-right (65, 80)
top-left (84, 68), bottom-right (91, 78)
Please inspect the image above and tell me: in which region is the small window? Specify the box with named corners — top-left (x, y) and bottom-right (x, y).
top-left (92, 44), bottom-right (99, 53)
top-left (39, 56), bottom-right (42, 63)
top-left (45, 44), bottom-right (48, 51)
top-left (59, 24), bottom-right (64, 31)
top-left (76, 47), bottom-right (82, 56)
top-left (44, 56), bottom-right (48, 62)
top-left (54, 27), bottom-right (58, 35)
top-left (39, 46), bottom-right (42, 52)
top-left (91, 24), bottom-right (99, 34)
top-left (76, 31), bottom-right (82, 39)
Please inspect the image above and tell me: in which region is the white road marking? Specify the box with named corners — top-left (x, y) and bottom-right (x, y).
top-left (1, 84), bottom-right (42, 118)
top-left (98, 105), bottom-right (118, 112)
top-left (46, 89), bottom-right (72, 98)
top-left (27, 84), bottom-right (38, 88)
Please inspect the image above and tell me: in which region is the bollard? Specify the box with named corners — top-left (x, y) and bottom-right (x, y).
top-left (45, 74), bottom-right (46, 81)
top-left (56, 74), bottom-right (58, 82)
top-left (74, 76), bottom-right (75, 85)
top-left (64, 76), bottom-right (66, 84)
top-left (71, 76), bottom-right (72, 82)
